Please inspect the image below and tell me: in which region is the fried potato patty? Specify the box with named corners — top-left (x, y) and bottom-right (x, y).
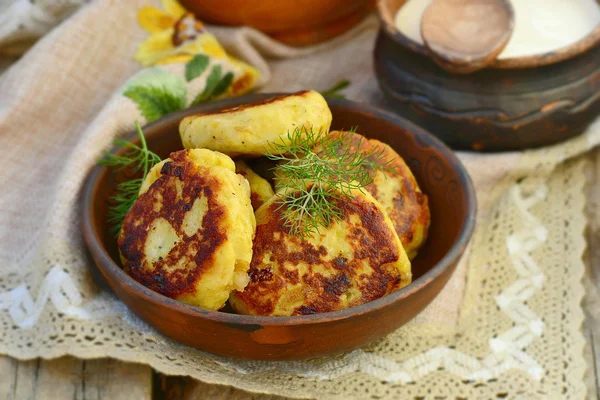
top-left (179, 90), bottom-right (332, 157)
top-left (328, 131), bottom-right (430, 260)
top-left (118, 149), bottom-right (256, 310)
top-left (235, 161), bottom-right (275, 210)
top-left (229, 188), bottom-right (411, 316)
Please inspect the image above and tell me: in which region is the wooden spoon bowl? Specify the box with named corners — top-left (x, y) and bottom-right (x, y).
top-left (421, 0), bottom-right (514, 74)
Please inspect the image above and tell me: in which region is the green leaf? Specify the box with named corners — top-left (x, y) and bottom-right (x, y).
top-left (185, 54), bottom-right (210, 82)
top-left (124, 85), bottom-right (186, 122)
top-left (321, 80), bottom-right (351, 98)
top-left (191, 65), bottom-right (219, 105)
top-left (190, 65), bottom-right (235, 106)
top-left (211, 71), bottom-right (234, 98)
top-left (124, 67), bottom-right (187, 100)
top-left (122, 67), bottom-right (187, 122)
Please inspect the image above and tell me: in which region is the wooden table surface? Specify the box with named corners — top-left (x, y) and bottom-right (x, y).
top-left (0, 356), bottom-right (285, 400)
top-left (1, 154), bottom-right (598, 400)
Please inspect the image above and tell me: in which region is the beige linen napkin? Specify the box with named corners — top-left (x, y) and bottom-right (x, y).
top-left (0, 0), bottom-right (88, 58)
top-left (0, 0), bottom-right (597, 398)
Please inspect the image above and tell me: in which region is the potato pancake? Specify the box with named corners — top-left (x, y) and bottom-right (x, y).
top-left (179, 90), bottom-right (332, 157)
top-left (118, 149), bottom-right (255, 310)
top-left (326, 131), bottom-right (430, 260)
top-left (235, 161), bottom-right (274, 210)
top-left (229, 187), bottom-right (411, 316)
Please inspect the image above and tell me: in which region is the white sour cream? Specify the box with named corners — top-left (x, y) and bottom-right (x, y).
top-left (394, 0), bottom-right (600, 59)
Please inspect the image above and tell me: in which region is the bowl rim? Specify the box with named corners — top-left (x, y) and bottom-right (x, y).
top-left (376, 0), bottom-right (600, 70)
top-left (81, 94), bottom-right (477, 327)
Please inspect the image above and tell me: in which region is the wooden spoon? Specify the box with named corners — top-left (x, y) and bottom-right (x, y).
top-left (421, 0), bottom-right (515, 74)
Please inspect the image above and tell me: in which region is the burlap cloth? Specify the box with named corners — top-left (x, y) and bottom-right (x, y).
top-left (1, 1), bottom-right (599, 398)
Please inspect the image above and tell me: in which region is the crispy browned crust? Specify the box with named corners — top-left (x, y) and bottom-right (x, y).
top-left (234, 192), bottom-right (404, 316)
top-left (188, 90), bottom-right (312, 118)
top-left (327, 131), bottom-right (431, 257)
top-left (118, 150), bottom-right (227, 298)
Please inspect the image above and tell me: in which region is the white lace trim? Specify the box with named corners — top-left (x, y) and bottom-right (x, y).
top-left (0, 265), bottom-right (117, 329)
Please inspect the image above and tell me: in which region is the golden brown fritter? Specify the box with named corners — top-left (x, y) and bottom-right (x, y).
top-left (179, 90), bottom-right (332, 157)
top-left (235, 161), bottom-right (275, 210)
top-left (229, 187), bottom-right (411, 316)
top-left (244, 157), bottom-right (278, 184)
top-left (326, 131), bottom-right (430, 260)
top-left (118, 149), bottom-right (255, 311)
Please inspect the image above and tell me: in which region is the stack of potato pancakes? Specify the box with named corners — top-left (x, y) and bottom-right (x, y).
top-left (118, 91), bottom-right (430, 316)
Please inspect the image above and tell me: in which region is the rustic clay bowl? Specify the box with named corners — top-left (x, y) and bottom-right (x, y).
top-left (375, 0), bottom-right (600, 151)
top-left (82, 94), bottom-right (476, 360)
top-left (180, 0), bottom-right (375, 46)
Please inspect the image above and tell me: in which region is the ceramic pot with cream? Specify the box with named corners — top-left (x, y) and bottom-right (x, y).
top-left (375, 0), bottom-right (600, 151)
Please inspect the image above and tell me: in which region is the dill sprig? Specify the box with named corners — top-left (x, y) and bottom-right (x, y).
top-left (321, 80), bottom-right (350, 98)
top-left (98, 121), bottom-right (161, 235)
top-left (265, 127), bottom-right (392, 238)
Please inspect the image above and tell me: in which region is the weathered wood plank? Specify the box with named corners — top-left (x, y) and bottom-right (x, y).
top-left (0, 358), bottom-right (42, 400)
top-left (36, 358), bottom-right (79, 399)
top-left (0, 356), bottom-right (152, 400)
top-left (584, 148), bottom-right (600, 400)
top-left (158, 375), bottom-right (286, 400)
top-left (0, 356), bottom-right (15, 398)
top-left (81, 358), bottom-right (153, 399)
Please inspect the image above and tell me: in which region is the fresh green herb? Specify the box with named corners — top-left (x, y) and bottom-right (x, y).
top-left (265, 127), bottom-right (391, 238)
top-left (98, 121), bottom-right (161, 235)
top-left (185, 54), bottom-right (210, 82)
top-left (125, 59), bottom-right (236, 122)
top-left (191, 65), bottom-right (234, 106)
top-left (123, 84), bottom-right (187, 123)
top-left (321, 80), bottom-right (351, 98)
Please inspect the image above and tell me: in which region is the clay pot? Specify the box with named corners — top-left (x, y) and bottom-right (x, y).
top-left (375, 0), bottom-right (600, 151)
top-left (180, 0), bottom-right (375, 46)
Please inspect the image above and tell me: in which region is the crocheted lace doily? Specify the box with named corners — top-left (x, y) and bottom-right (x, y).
top-left (0, 155), bottom-right (589, 399)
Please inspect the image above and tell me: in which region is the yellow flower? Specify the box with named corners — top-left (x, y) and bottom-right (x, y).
top-left (135, 0), bottom-right (259, 96)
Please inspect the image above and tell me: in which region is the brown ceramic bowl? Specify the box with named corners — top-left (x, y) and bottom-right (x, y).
top-left (378, 0), bottom-right (600, 69)
top-left (180, 0), bottom-right (375, 46)
top-left (82, 94), bottom-right (476, 360)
